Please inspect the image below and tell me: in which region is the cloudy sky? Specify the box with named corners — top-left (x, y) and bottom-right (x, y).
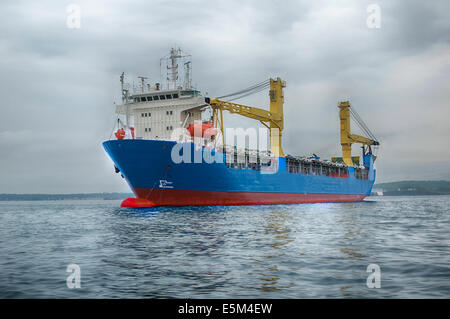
top-left (0, 0), bottom-right (449, 193)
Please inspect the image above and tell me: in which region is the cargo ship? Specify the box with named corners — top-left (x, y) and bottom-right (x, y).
top-left (103, 48), bottom-right (380, 207)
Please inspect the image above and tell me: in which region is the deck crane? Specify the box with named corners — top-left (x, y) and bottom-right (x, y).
top-left (205, 77), bottom-right (286, 157)
top-left (205, 79), bottom-right (378, 166)
top-left (338, 101), bottom-right (380, 166)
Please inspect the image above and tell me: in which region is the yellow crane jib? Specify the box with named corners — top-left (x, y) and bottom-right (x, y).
top-left (206, 77), bottom-right (286, 157)
top-left (338, 101), bottom-right (379, 166)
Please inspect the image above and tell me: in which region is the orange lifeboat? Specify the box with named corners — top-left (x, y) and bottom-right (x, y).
top-left (187, 121), bottom-right (218, 138)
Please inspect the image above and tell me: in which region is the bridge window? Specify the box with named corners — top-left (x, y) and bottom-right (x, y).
top-left (159, 95), bottom-right (166, 100)
top-left (173, 93), bottom-right (179, 98)
top-left (153, 95), bottom-right (159, 100)
top-left (140, 97), bottom-right (147, 102)
top-left (147, 96), bottom-right (153, 101)
top-left (166, 94), bottom-right (172, 99)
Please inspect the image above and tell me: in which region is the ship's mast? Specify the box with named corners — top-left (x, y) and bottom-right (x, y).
top-left (168, 48), bottom-right (181, 90)
top-left (184, 61), bottom-right (192, 89)
top-left (161, 48), bottom-right (191, 90)
top-left (120, 72), bottom-right (130, 128)
top-left (138, 76), bottom-right (148, 93)
top-left (120, 72), bottom-right (126, 102)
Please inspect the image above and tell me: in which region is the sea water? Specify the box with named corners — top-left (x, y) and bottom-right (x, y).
top-left (0, 196), bottom-right (449, 298)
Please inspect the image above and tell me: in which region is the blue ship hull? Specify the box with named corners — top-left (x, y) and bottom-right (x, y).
top-left (103, 139), bottom-right (376, 207)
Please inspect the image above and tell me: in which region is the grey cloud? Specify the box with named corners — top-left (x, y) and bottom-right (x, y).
top-left (0, 0), bottom-right (449, 193)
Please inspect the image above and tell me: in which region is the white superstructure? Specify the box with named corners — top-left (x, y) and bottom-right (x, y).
top-left (115, 48), bottom-right (207, 140)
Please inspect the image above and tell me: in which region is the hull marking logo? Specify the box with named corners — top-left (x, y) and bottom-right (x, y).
top-left (159, 180), bottom-right (174, 189)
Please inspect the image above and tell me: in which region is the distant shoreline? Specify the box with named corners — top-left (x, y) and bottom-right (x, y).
top-left (1, 193), bottom-right (448, 201)
top-left (370, 193), bottom-right (450, 197)
top-left (2, 179), bottom-right (450, 201)
top-left (0, 193), bottom-right (133, 201)
top-left (372, 180), bottom-right (450, 196)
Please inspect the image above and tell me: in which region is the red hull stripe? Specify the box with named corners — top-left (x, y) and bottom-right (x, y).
top-left (121, 189), bottom-right (367, 207)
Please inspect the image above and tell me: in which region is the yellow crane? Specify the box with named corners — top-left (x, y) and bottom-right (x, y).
top-left (206, 77), bottom-right (286, 157)
top-left (205, 79), bottom-right (378, 165)
top-left (337, 101), bottom-right (379, 166)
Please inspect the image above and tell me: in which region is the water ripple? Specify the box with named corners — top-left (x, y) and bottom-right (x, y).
top-left (0, 196), bottom-right (449, 298)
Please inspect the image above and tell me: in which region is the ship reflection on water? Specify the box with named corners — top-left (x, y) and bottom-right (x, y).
top-left (257, 209), bottom-right (294, 292)
top-left (102, 200), bottom-right (400, 298)
top-left (100, 200), bottom-right (395, 298)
